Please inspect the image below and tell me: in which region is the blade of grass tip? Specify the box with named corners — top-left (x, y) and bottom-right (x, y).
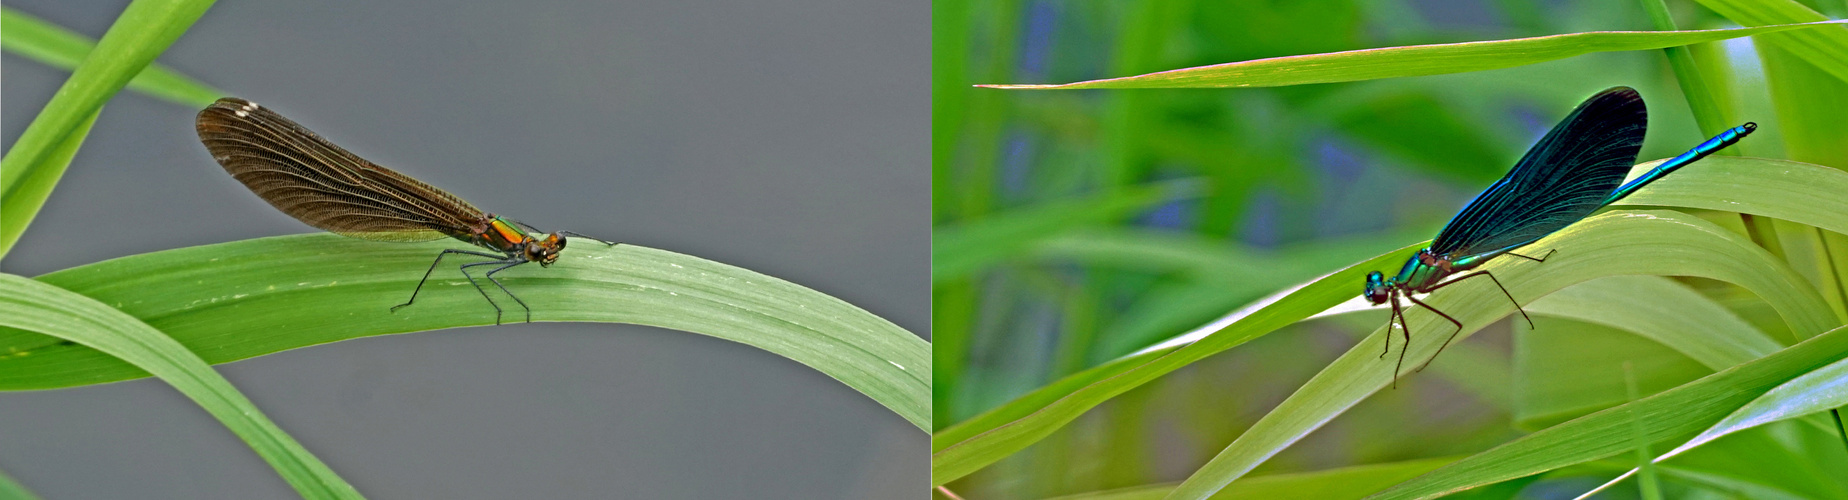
top-left (0, 110), bottom-right (101, 257)
top-left (0, 274), bottom-right (360, 499)
top-left (0, 7), bottom-right (223, 107)
top-left (0, 0), bottom-right (217, 257)
top-left (0, 468), bottom-right (42, 500)
top-left (975, 20), bottom-right (1848, 89)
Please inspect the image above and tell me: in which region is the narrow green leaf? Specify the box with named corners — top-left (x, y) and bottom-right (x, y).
top-left (0, 274), bottom-right (359, 499)
top-left (0, 110), bottom-right (99, 260)
top-left (1694, 0), bottom-right (1848, 84)
top-left (1512, 319), bottom-right (1714, 431)
top-left (931, 180), bottom-right (1199, 283)
top-left (1761, 41), bottom-right (1848, 170)
top-left (0, 0), bottom-right (216, 257)
top-left (1032, 227), bottom-right (1426, 362)
top-left (0, 7), bottom-right (223, 107)
top-left (1046, 456), bottom-right (1460, 500)
top-left (1612, 157), bottom-right (1848, 236)
top-left (1365, 324), bottom-right (1848, 500)
top-left (1528, 275), bottom-right (1780, 370)
top-left (1167, 210), bottom-right (1833, 500)
top-left (1584, 352), bottom-right (1848, 495)
top-left (978, 21), bottom-right (1848, 89)
top-left (0, 468), bottom-right (40, 500)
top-left (1637, 0), bottom-right (1734, 137)
top-left (0, 237), bottom-right (931, 430)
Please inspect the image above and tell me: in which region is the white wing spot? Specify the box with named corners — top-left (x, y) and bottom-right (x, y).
top-left (234, 109), bottom-right (249, 118)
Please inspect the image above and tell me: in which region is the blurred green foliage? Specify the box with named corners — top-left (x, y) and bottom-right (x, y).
top-left (933, 0), bottom-right (1848, 498)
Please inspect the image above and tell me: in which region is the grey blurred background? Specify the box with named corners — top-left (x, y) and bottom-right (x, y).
top-left (0, 0), bottom-right (926, 498)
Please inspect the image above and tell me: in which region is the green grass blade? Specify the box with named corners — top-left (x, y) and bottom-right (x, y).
top-left (0, 274), bottom-right (359, 499)
top-left (1612, 157), bottom-right (1848, 235)
top-left (0, 0), bottom-right (216, 258)
top-left (0, 110), bottom-right (99, 261)
top-left (0, 468), bottom-right (40, 500)
top-left (1638, 0), bottom-right (1733, 137)
top-left (1166, 209), bottom-right (1834, 500)
top-left (931, 157), bottom-right (1848, 485)
top-left (1046, 456), bottom-right (1461, 500)
top-left (931, 180), bottom-right (1198, 283)
top-left (1695, 0), bottom-right (1848, 84)
top-left (0, 7), bottom-right (222, 107)
top-left (1528, 275), bottom-right (1780, 370)
top-left (1038, 228), bottom-right (1432, 361)
top-left (0, 236), bottom-right (930, 430)
top-left (1612, 351), bottom-right (1848, 490)
top-left (978, 21), bottom-right (1847, 90)
top-left (1365, 324), bottom-right (1848, 500)
top-left (1761, 43), bottom-right (1848, 170)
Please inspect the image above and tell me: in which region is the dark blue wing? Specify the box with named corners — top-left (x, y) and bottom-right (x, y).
top-left (1430, 87), bottom-right (1646, 259)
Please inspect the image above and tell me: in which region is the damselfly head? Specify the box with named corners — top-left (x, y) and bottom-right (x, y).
top-left (528, 233), bottom-right (566, 267)
top-left (1364, 271), bottom-right (1390, 305)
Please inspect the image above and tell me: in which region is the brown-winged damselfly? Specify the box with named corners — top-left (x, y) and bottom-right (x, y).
top-left (196, 97), bottom-right (614, 324)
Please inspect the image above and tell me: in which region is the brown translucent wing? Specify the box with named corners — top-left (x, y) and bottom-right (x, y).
top-left (196, 98), bottom-right (483, 242)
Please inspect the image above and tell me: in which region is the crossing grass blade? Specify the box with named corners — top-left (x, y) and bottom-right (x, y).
top-left (1575, 352), bottom-right (1848, 498)
top-left (0, 236), bottom-right (931, 431)
top-left (0, 274), bottom-right (360, 499)
top-left (978, 20), bottom-right (1848, 90)
top-left (1045, 456), bottom-right (1462, 500)
top-left (0, 7), bottom-right (222, 107)
top-left (1364, 324), bottom-right (1848, 500)
top-left (0, 0), bottom-right (217, 258)
top-left (931, 180), bottom-right (1200, 284)
top-left (1693, 0), bottom-right (1848, 84)
top-left (1526, 275), bottom-right (1781, 370)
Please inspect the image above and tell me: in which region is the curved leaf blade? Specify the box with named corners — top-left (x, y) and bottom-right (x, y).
top-left (1048, 456), bottom-right (1461, 500)
top-left (0, 236), bottom-right (931, 430)
top-left (978, 21), bottom-right (1848, 90)
top-left (1580, 352), bottom-right (1848, 497)
top-left (0, 274), bottom-right (359, 499)
top-left (1528, 275), bottom-right (1780, 370)
top-left (1366, 325), bottom-right (1848, 500)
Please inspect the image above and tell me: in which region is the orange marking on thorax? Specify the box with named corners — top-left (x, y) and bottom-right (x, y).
top-left (488, 219), bottom-right (529, 245)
